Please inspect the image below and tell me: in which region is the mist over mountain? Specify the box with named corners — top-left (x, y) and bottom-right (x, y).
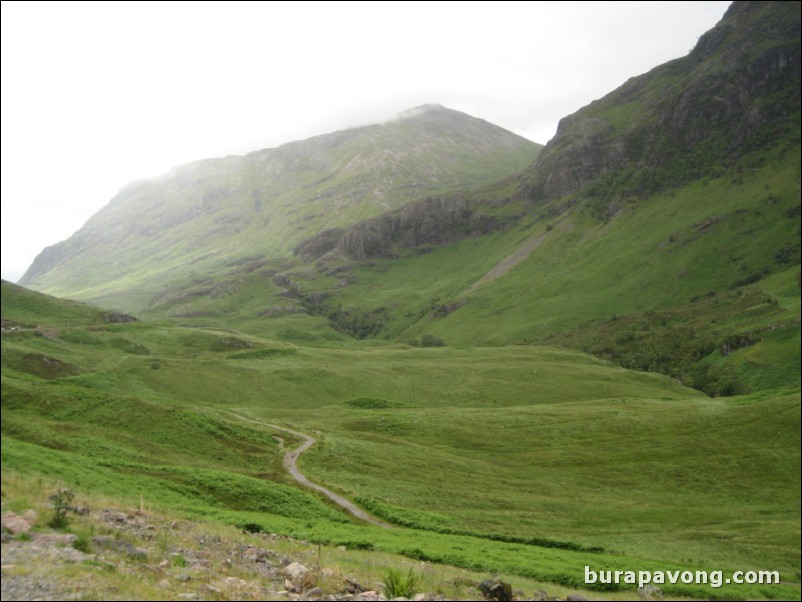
top-left (3, 4), bottom-right (800, 598)
top-left (17, 1), bottom-right (800, 394)
top-left (20, 105), bottom-right (540, 307)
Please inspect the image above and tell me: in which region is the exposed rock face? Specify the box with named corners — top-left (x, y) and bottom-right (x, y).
top-left (103, 311), bottom-right (137, 323)
top-left (295, 193), bottom-right (498, 261)
top-left (518, 1), bottom-right (801, 203)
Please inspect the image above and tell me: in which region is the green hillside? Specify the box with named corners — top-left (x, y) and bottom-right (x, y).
top-left (4, 2), bottom-right (801, 600)
top-left (274, 1), bottom-right (801, 394)
top-left (2, 282), bottom-right (799, 599)
top-left (20, 105), bottom-right (540, 313)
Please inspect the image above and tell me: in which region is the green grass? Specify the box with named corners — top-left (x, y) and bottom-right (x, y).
top-left (284, 143), bottom-right (800, 395)
top-left (2, 280), bottom-right (800, 599)
top-left (4, 112), bottom-right (801, 598)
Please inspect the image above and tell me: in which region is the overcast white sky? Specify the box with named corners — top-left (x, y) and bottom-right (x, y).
top-left (1, 1), bottom-right (730, 283)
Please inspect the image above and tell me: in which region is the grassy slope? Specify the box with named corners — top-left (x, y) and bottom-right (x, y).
top-left (296, 142), bottom-right (800, 393)
top-left (2, 280), bottom-right (799, 599)
top-left (0, 280), bottom-right (114, 327)
top-left (3, 470), bottom-right (653, 602)
top-left (22, 107), bottom-right (541, 314)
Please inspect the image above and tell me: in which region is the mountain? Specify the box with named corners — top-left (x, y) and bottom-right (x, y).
top-left (4, 4), bottom-right (800, 596)
top-left (17, 2), bottom-right (801, 392)
top-left (20, 105), bottom-right (540, 311)
top-left (276, 0), bottom-right (800, 393)
top-left (517, 0), bottom-right (800, 211)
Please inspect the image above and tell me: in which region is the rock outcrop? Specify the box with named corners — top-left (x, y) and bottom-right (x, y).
top-left (518, 1), bottom-right (801, 204)
top-left (295, 193), bottom-right (499, 261)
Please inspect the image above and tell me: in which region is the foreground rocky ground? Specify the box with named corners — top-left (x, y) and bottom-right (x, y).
top-left (1, 502), bottom-right (618, 601)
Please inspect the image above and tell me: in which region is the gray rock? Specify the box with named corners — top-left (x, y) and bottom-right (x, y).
top-left (479, 579), bottom-right (512, 601)
top-left (31, 533), bottom-right (78, 546)
top-left (303, 586), bottom-right (325, 599)
top-left (91, 535), bottom-right (147, 559)
top-left (281, 562), bottom-right (317, 592)
top-left (638, 584), bottom-right (664, 600)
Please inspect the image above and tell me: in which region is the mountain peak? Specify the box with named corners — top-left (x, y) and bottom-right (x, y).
top-left (20, 106), bottom-right (540, 308)
top-left (393, 104), bottom-right (448, 120)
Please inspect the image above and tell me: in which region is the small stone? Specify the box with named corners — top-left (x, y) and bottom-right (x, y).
top-left (22, 509), bottom-right (38, 526)
top-left (637, 584), bottom-right (664, 600)
top-left (346, 578), bottom-right (366, 594)
top-left (304, 586), bottom-right (325, 599)
top-left (176, 595), bottom-right (200, 601)
top-left (159, 559), bottom-right (170, 567)
top-left (565, 595), bottom-right (587, 602)
top-left (1, 512), bottom-right (31, 536)
top-left (533, 591), bottom-right (549, 601)
top-left (177, 574), bottom-right (191, 582)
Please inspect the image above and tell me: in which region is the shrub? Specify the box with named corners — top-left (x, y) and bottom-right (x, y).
top-left (382, 568), bottom-right (418, 599)
top-left (48, 488), bottom-right (75, 529)
top-left (239, 522), bottom-right (265, 534)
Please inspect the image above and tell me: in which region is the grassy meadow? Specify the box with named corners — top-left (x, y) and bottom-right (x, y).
top-left (2, 279), bottom-right (799, 600)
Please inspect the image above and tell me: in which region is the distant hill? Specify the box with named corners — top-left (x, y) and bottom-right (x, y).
top-left (20, 105), bottom-right (540, 311)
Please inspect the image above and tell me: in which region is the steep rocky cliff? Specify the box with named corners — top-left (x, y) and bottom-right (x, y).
top-left (517, 1), bottom-right (800, 206)
top-left (294, 2), bottom-right (801, 261)
top-left (295, 192), bottom-right (499, 261)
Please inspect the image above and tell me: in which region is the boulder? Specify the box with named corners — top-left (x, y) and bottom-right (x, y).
top-left (1, 512), bottom-right (31, 536)
top-left (479, 579), bottom-right (513, 601)
top-left (283, 561), bottom-right (317, 591)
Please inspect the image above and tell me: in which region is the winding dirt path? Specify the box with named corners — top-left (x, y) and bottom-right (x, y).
top-left (214, 409), bottom-right (392, 528)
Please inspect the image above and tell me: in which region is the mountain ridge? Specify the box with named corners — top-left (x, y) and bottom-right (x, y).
top-left (20, 105), bottom-right (540, 307)
top-left (14, 1), bottom-right (801, 393)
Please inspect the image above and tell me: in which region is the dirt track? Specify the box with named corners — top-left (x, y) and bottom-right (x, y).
top-left (215, 409), bottom-right (392, 528)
